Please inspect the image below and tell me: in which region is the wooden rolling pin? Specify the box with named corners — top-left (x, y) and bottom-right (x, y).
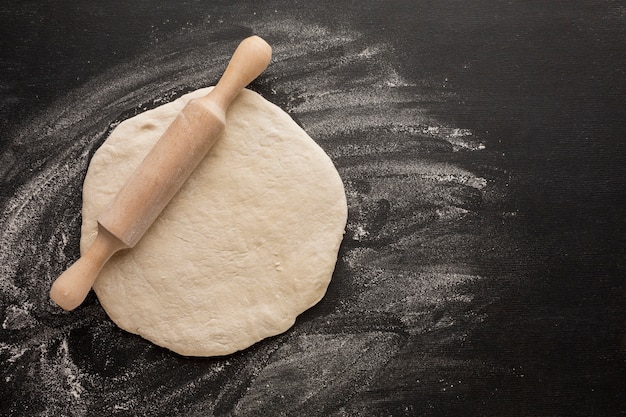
top-left (50, 35), bottom-right (272, 311)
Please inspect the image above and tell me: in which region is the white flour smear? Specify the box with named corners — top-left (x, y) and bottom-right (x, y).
top-left (0, 16), bottom-right (507, 416)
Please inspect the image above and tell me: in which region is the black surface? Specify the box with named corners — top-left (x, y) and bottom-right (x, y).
top-left (1, 1), bottom-right (625, 416)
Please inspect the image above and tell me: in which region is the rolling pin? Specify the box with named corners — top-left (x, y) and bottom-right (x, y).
top-left (50, 35), bottom-right (272, 311)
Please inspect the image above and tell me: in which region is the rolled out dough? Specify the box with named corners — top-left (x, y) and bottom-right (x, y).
top-left (82, 88), bottom-right (347, 356)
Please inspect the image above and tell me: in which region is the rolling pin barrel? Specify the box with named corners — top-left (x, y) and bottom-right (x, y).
top-left (98, 98), bottom-right (226, 247)
top-left (50, 35), bottom-right (272, 311)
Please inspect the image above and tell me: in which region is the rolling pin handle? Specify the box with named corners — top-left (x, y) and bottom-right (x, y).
top-left (50, 225), bottom-right (126, 311)
top-left (209, 35), bottom-right (272, 109)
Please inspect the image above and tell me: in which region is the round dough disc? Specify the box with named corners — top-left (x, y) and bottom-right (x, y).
top-left (81, 88), bottom-right (347, 357)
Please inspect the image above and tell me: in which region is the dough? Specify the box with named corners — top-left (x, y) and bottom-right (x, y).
top-left (81, 88), bottom-right (347, 357)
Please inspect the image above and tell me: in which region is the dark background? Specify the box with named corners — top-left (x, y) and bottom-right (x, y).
top-left (1, 1), bottom-right (624, 416)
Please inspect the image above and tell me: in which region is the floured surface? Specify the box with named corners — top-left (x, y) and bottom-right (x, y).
top-left (82, 88), bottom-right (347, 356)
top-left (0, 21), bottom-right (504, 415)
top-left (0, 20), bottom-right (508, 415)
top-left (4, 5), bottom-right (620, 415)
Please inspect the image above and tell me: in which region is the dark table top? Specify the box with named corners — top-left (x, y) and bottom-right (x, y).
top-left (1, 1), bottom-right (624, 416)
